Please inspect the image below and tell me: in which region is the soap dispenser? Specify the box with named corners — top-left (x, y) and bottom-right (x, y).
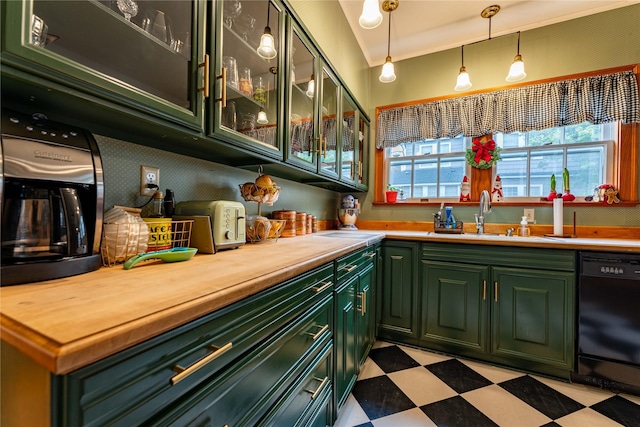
top-left (518, 216), bottom-right (530, 237)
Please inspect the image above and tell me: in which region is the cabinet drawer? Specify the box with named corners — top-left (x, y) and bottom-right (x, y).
top-left (55, 263), bottom-right (334, 427)
top-left (336, 247), bottom-right (376, 283)
top-left (258, 343), bottom-right (333, 427)
top-left (150, 297), bottom-right (333, 426)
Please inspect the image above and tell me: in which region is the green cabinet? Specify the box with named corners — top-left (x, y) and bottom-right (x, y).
top-left (419, 243), bottom-right (576, 379)
top-left (378, 241), bottom-right (420, 346)
top-left (334, 245), bottom-right (378, 410)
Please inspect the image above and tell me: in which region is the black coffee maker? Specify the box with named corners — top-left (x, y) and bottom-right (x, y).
top-left (1, 109), bottom-right (104, 285)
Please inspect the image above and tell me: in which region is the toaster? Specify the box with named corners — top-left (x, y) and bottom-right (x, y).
top-left (174, 200), bottom-right (246, 251)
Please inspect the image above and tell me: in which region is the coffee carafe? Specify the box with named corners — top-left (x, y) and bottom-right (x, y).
top-left (1, 109), bottom-right (104, 286)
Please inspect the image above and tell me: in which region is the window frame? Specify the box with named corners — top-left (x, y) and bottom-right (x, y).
top-left (374, 64), bottom-right (639, 205)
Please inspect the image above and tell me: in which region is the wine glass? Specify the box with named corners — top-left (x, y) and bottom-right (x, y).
top-left (116, 0), bottom-right (138, 21)
top-left (224, 0), bottom-right (242, 28)
top-left (234, 13), bottom-right (255, 42)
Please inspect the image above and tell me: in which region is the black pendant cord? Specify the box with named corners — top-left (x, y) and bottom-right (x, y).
top-left (386, 11), bottom-right (391, 57)
top-left (266, 2), bottom-right (270, 28)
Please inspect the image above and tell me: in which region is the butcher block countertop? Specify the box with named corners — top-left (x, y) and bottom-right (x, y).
top-left (1, 230), bottom-right (638, 375)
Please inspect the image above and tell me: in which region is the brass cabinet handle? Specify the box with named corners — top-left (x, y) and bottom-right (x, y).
top-left (170, 342), bottom-right (232, 385)
top-left (494, 281), bottom-right (498, 302)
top-left (359, 290), bottom-right (367, 315)
top-left (343, 264), bottom-right (358, 273)
top-left (305, 376), bottom-right (329, 400)
top-left (483, 280), bottom-right (486, 300)
top-left (312, 281), bottom-right (332, 293)
top-left (306, 324), bottom-right (329, 341)
top-left (214, 64), bottom-right (227, 107)
top-left (323, 136), bottom-right (327, 157)
top-left (365, 252), bottom-right (376, 259)
top-left (198, 54), bottom-right (210, 99)
top-left (358, 161), bottom-right (363, 180)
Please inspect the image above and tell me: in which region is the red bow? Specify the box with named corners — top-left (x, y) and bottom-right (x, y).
top-left (472, 138), bottom-right (496, 164)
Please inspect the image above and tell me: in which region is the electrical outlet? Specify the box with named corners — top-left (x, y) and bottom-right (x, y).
top-left (524, 208), bottom-right (535, 223)
top-left (140, 165), bottom-right (159, 196)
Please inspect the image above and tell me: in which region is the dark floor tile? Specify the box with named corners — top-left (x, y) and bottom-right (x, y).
top-left (498, 375), bottom-right (584, 420)
top-left (425, 358), bottom-right (493, 394)
top-left (540, 422), bottom-right (562, 427)
top-left (421, 395), bottom-right (499, 427)
top-left (351, 375), bottom-right (416, 420)
top-left (590, 395), bottom-right (640, 427)
top-left (354, 423), bottom-right (374, 427)
top-left (367, 345), bottom-right (421, 373)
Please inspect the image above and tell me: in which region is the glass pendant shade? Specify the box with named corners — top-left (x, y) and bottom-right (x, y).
top-left (506, 54), bottom-right (526, 82)
top-left (379, 56), bottom-right (396, 83)
top-left (359, 0), bottom-right (383, 29)
top-left (454, 66), bottom-right (472, 91)
top-left (306, 76), bottom-right (315, 98)
top-left (257, 27), bottom-right (277, 59)
top-left (257, 108), bottom-right (268, 124)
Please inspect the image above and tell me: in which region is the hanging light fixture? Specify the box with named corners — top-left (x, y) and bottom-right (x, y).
top-left (506, 31), bottom-right (526, 82)
top-left (359, 0), bottom-right (383, 29)
top-left (256, 1), bottom-right (277, 60)
top-left (257, 107), bottom-right (268, 124)
top-left (306, 74), bottom-right (315, 98)
top-left (454, 45), bottom-right (472, 91)
top-left (379, 0), bottom-right (399, 83)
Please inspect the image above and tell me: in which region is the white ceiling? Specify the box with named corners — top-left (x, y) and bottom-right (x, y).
top-left (337, 0), bottom-right (640, 66)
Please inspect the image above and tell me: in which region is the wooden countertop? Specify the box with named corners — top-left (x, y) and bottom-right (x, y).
top-left (1, 230), bottom-right (637, 375)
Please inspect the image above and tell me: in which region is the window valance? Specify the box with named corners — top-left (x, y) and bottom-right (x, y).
top-left (376, 70), bottom-right (640, 149)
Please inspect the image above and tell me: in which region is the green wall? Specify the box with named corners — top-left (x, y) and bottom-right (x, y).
top-left (359, 4), bottom-right (640, 229)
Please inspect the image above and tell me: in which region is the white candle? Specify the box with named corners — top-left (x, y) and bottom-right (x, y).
top-left (553, 198), bottom-right (563, 235)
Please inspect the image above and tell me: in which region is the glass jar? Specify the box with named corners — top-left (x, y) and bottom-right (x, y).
top-left (239, 67), bottom-right (253, 97)
top-left (253, 75), bottom-right (266, 104)
top-left (223, 56), bottom-right (238, 89)
top-left (239, 112), bottom-right (256, 131)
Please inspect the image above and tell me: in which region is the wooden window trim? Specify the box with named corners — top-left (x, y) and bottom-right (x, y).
top-left (374, 64), bottom-right (639, 205)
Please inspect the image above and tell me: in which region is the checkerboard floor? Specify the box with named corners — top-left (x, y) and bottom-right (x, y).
top-left (335, 342), bottom-right (640, 427)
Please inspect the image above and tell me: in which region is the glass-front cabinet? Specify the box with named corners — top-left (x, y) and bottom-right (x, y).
top-left (2, 0), bottom-right (205, 129)
top-left (211, 0), bottom-right (284, 159)
top-left (341, 93), bottom-right (357, 185)
top-left (356, 114), bottom-right (370, 189)
top-left (320, 67), bottom-right (339, 179)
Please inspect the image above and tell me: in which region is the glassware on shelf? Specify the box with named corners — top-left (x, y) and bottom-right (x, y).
top-left (239, 67), bottom-right (253, 97)
top-left (223, 56), bottom-right (239, 89)
top-left (224, 0), bottom-right (242, 28)
top-left (234, 13), bottom-right (256, 42)
top-left (142, 9), bottom-right (173, 45)
top-left (239, 112), bottom-right (256, 131)
top-left (31, 15), bottom-right (48, 47)
top-left (222, 100), bottom-right (238, 130)
top-left (253, 76), bottom-right (266, 104)
top-left (116, 0), bottom-right (138, 21)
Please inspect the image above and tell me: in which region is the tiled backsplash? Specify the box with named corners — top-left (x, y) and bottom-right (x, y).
top-left (95, 135), bottom-right (341, 220)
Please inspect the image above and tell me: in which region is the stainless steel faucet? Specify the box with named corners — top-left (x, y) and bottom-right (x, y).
top-left (474, 190), bottom-right (491, 234)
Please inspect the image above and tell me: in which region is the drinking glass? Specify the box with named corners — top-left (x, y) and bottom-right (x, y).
top-left (224, 0), bottom-right (242, 28)
top-left (116, 0), bottom-right (138, 21)
top-left (223, 56), bottom-right (239, 89)
top-left (234, 13), bottom-right (255, 41)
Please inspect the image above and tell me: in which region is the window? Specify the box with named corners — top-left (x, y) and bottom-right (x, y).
top-left (385, 122), bottom-right (616, 200)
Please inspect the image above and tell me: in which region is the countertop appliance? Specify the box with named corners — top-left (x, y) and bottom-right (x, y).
top-left (174, 200), bottom-right (245, 251)
top-left (1, 109), bottom-right (104, 285)
top-left (575, 251), bottom-right (640, 394)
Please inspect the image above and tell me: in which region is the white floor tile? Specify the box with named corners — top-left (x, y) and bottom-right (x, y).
top-left (371, 407), bottom-right (437, 427)
top-left (463, 384), bottom-right (552, 427)
top-left (554, 407), bottom-right (626, 427)
top-left (388, 366), bottom-right (457, 406)
top-left (532, 375), bottom-right (616, 407)
top-left (357, 357), bottom-right (386, 380)
top-left (334, 394), bottom-right (370, 427)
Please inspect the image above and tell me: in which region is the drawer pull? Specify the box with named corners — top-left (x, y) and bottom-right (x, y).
top-left (343, 264), bottom-right (358, 273)
top-left (170, 342), bottom-right (233, 385)
top-left (307, 324), bottom-right (329, 340)
top-left (483, 280), bottom-right (487, 301)
top-left (365, 252), bottom-right (376, 259)
top-left (198, 54), bottom-right (210, 99)
top-left (494, 281), bottom-right (498, 302)
top-left (312, 281), bottom-right (333, 293)
top-left (358, 290), bottom-right (367, 315)
top-left (305, 376), bottom-right (329, 400)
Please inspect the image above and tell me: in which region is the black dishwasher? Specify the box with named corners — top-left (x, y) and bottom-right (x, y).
top-left (574, 251), bottom-right (640, 394)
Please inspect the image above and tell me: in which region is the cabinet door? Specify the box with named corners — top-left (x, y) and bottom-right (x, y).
top-left (356, 263), bottom-right (375, 367)
top-left (420, 261), bottom-right (489, 355)
top-left (491, 267), bottom-right (574, 370)
top-left (356, 114), bottom-right (370, 189)
top-left (334, 278), bottom-right (357, 409)
top-left (3, 0), bottom-right (205, 129)
top-left (340, 92), bottom-right (357, 185)
top-left (378, 242), bottom-right (419, 345)
top-left (318, 66), bottom-right (339, 178)
top-left (286, 23), bottom-right (318, 171)
top-left (211, 0), bottom-right (284, 159)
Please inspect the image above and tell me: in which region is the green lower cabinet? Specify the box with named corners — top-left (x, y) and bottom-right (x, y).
top-left (420, 261), bottom-right (489, 356)
top-left (491, 266), bottom-right (575, 375)
top-left (378, 242), bottom-right (419, 345)
top-left (356, 263), bottom-right (375, 367)
top-left (334, 277), bottom-right (357, 409)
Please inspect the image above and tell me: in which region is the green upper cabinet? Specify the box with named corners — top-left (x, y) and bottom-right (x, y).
top-left (339, 93), bottom-right (369, 189)
top-left (2, 0), bottom-right (206, 130)
top-left (356, 114), bottom-right (370, 189)
top-left (319, 66), bottom-right (339, 179)
top-left (209, 0), bottom-right (285, 160)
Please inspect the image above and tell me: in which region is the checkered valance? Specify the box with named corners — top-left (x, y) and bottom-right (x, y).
top-left (376, 70), bottom-right (640, 149)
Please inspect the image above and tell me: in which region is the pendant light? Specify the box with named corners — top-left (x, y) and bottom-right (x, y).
top-left (379, 0), bottom-right (399, 83)
top-left (506, 31), bottom-right (526, 82)
top-left (306, 74), bottom-right (315, 98)
top-left (359, 0), bottom-right (383, 29)
top-left (454, 45), bottom-right (472, 91)
top-left (256, 2), bottom-right (277, 60)
top-left (257, 107), bottom-right (268, 124)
